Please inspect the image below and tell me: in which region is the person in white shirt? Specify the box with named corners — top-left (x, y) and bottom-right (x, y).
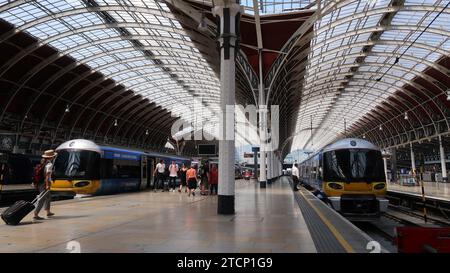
top-left (153, 160), bottom-right (166, 192)
top-left (168, 161), bottom-right (179, 192)
top-left (292, 163), bottom-right (300, 192)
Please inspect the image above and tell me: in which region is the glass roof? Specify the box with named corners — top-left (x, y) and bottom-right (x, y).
top-left (0, 0), bottom-right (220, 136)
top-left (190, 0), bottom-right (314, 15)
top-left (291, 0), bottom-right (450, 152)
top-left (239, 0), bottom-right (313, 14)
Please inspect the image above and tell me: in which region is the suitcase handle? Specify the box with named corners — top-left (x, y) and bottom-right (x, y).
top-left (32, 189), bottom-right (50, 205)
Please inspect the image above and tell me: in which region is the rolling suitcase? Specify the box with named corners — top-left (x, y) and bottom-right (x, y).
top-left (1, 190), bottom-right (49, 225)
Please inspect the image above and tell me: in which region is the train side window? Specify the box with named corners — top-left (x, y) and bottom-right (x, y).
top-left (101, 159), bottom-right (118, 179)
top-left (114, 159), bottom-right (140, 179)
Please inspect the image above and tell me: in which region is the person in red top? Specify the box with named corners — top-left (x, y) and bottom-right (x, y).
top-left (209, 164), bottom-right (218, 195)
top-left (186, 164), bottom-right (198, 197)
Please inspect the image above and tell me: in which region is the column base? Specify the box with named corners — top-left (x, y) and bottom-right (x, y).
top-left (217, 195), bottom-right (235, 215)
top-left (260, 181), bottom-right (266, 188)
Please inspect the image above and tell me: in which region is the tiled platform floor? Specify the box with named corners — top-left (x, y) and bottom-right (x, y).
top-left (388, 181), bottom-right (450, 201)
top-left (0, 179), bottom-right (316, 253)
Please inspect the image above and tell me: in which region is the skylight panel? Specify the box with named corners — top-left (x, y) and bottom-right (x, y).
top-left (0, 3), bottom-right (46, 25)
top-left (27, 19), bottom-right (70, 39)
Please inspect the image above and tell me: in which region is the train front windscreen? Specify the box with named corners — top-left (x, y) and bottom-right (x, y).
top-left (323, 149), bottom-right (385, 182)
top-left (53, 149), bottom-right (100, 180)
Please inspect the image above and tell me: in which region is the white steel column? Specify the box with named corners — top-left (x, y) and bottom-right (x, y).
top-left (268, 150), bottom-right (273, 183)
top-left (276, 156), bottom-right (279, 178)
top-left (439, 135), bottom-right (447, 182)
top-left (266, 150), bottom-right (271, 183)
top-left (259, 98), bottom-right (267, 188)
top-left (383, 155), bottom-right (388, 183)
top-left (279, 158), bottom-right (282, 176)
top-left (390, 148), bottom-right (397, 183)
top-left (251, 0), bottom-right (267, 188)
top-left (410, 143), bottom-right (416, 176)
top-left (213, 0), bottom-right (242, 214)
top-left (272, 154), bottom-right (276, 182)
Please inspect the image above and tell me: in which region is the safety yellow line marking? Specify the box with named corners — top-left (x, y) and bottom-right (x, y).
top-left (299, 190), bottom-right (355, 253)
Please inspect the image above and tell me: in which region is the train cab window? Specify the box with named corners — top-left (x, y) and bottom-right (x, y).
top-left (54, 149), bottom-right (100, 179)
top-left (323, 149), bottom-right (385, 182)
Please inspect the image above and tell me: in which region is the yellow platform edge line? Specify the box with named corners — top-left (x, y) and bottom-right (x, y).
top-left (299, 190), bottom-right (355, 253)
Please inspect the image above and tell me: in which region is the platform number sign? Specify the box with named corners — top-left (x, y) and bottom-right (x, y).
top-left (366, 241), bottom-right (381, 253)
top-left (66, 241), bottom-right (81, 253)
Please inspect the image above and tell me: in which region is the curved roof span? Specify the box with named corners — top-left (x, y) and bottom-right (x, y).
top-left (290, 0), bottom-right (450, 152)
top-left (0, 0), bottom-right (221, 153)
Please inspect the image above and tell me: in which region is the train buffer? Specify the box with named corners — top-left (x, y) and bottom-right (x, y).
top-left (396, 227), bottom-right (450, 253)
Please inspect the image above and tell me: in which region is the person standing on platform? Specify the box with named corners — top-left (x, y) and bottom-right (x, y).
top-left (209, 164), bottom-right (218, 195)
top-left (178, 163), bottom-right (188, 193)
top-left (200, 161), bottom-right (210, 195)
top-left (168, 161), bottom-right (179, 192)
top-left (153, 159), bottom-right (165, 192)
top-left (292, 163), bottom-right (300, 192)
top-left (186, 165), bottom-right (198, 197)
top-left (34, 150), bottom-right (56, 221)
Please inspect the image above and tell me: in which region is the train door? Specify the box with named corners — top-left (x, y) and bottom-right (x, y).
top-left (140, 155), bottom-right (147, 190)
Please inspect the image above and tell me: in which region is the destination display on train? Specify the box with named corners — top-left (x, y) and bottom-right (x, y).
top-left (103, 151), bottom-right (140, 161)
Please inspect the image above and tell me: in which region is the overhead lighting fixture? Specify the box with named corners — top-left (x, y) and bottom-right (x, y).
top-left (404, 112), bottom-right (408, 120)
top-left (145, 129), bottom-right (149, 135)
top-left (65, 104), bottom-right (70, 113)
top-left (362, 134), bottom-right (366, 139)
top-left (447, 88), bottom-right (450, 101)
top-left (379, 125), bottom-right (383, 131)
top-left (114, 119), bottom-right (118, 127)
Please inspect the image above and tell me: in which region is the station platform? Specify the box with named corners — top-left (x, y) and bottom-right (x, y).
top-left (388, 182), bottom-right (450, 201)
top-left (0, 177), bottom-right (378, 253)
top-left (0, 184), bottom-right (38, 206)
top-left (0, 184), bottom-right (35, 191)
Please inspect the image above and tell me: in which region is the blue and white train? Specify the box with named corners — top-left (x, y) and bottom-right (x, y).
top-left (51, 139), bottom-right (190, 196)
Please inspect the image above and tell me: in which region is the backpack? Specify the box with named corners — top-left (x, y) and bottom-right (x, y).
top-left (33, 164), bottom-right (45, 185)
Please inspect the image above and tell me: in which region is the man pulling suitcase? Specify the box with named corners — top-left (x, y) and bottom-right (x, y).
top-left (33, 150), bottom-right (56, 220)
top-left (1, 150), bottom-right (56, 225)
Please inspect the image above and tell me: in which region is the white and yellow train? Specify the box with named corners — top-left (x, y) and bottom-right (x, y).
top-left (299, 138), bottom-right (388, 220)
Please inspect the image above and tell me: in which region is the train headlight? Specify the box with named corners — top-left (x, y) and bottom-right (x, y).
top-left (328, 182), bottom-right (343, 190)
top-left (74, 181), bottom-right (90, 187)
top-left (373, 183), bottom-right (386, 190)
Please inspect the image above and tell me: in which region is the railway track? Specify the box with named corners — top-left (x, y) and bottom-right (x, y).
top-left (386, 190), bottom-right (450, 220)
top-left (386, 204), bottom-right (450, 227)
top-left (356, 204), bottom-right (450, 253)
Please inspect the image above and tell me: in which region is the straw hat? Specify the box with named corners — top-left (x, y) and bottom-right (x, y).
top-left (42, 149), bottom-right (57, 158)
